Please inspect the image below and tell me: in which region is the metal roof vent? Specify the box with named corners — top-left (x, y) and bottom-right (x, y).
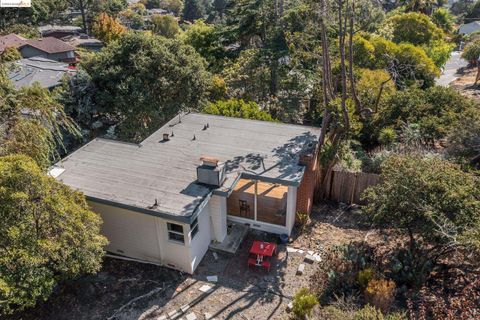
top-left (196, 156), bottom-right (226, 187)
top-left (162, 133), bottom-right (170, 141)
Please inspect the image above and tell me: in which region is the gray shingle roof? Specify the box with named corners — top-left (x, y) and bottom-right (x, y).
top-left (52, 113), bottom-right (321, 222)
top-left (8, 57), bottom-right (75, 89)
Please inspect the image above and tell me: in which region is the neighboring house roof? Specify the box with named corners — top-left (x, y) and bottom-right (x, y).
top-left (62, 34), bottom-right (103, 49)
top-left (0, 33), bottom-right (26, 53)
top-left (53, 113), bottom-right (321, 223)
top-left (8, 57), bottom-right (76, 89)
top-left (38, 25), bottom-right (83, 37)
top-left (459, 21), bottom-right (480, 35)
top-left (20, 37), bottom-right (76, 54)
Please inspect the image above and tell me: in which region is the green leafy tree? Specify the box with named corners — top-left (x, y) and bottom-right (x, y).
top-left (82, 32), bottom-right (211, 141)
top-left (181, 20), bottom-right (225, 70)
top-left (363, 155), bottom-right (480, 285)
top-left (203, 98), bottom-right (275, 121)
top-left (0, 154), bottom-right (107, 315)
top-left (387, 12), bottom-right (444, 46)
top-left (0, 0), bottom-right (67, 28)
top-left (0, 67), bottom-right (79, 168)
top-left (182, 0), bottom-right (208, 21)
top-left (352, 35), bottom-right (439, 87)
top-left (161, 0), bottom-right (183, 15)
top-left (149, 14), bottom-right (181, 38)
top-left (0, 23), bottom-right (38, 38)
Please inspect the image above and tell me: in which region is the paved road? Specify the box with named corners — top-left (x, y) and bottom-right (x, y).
top-left (436, 51), bottom-right (469, 87)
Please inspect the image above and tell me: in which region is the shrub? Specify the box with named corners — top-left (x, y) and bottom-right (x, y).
top-left (357, 268), bottom-right (376, 289)
top-left (364, 279), bottom-right (396, 314)
top-left (203, 99), bottom-right (275, 121)
top-left (378, 128), bottom-right (396, 146)
top-left (462, 39), bottom-right (480, 64)
top-left (387, 12), bottom-right (444, 46)
top-left (292, 288), bottom-right (319, 319)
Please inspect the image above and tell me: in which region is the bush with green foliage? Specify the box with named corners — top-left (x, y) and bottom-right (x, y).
top-left (446, 116), bottom-right (480, 167)
top-left (378, 86), bottom-right (477, 145)
top-left (387, 12), bottom-right (444, 46)
top-left (462, 39), bottom-right (480, 63)
top-left (0, 154), bottom-right (107, 315)
top-left (431, 8), bottom-right (453, 33)
top-left (203, 99), bottom-right (275, 121)
top-left (317, 304), bottom-right (406, 320)
top-left (378, 128), bottom-right (397, 146)
top-left (363, 155), bottom-right (480, 286)
top-left (149, 14), bottom-right (181, 38)
top-left (0, 47), bottom-right (21, 62)
top-left (422, 40), bottom-right (454, 69)
top-left (292, 288), bottom-right (319, 319)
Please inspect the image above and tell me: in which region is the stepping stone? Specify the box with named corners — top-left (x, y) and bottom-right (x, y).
top-left (296, 263), bottom-right (305, 275)
top-left (199, 284), bottom-right (213, 293)
top-left (286, 247), bottom-right (297, 253)
top-left (185, 312), bottom-right (197, 320)
top-left (180, 304), bottom-right (190, 313)
top-left (304, 255), bottom-right (315, 263)
top-left (206, 275), bottom-right (218, 282)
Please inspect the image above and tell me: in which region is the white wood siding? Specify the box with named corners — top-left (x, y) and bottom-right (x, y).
top-left (88, 200), bottom-right (212, 274)
top-left (208, 195), bottom-right (227, 242)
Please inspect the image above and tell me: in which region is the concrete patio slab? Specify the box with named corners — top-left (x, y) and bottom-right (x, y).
top-left (209, 222), bottom-right (249, 254)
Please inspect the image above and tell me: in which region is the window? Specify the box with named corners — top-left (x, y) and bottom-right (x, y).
top-left (190, 217), bottom-right (199, 239)
top-left (167, 222), bottom-right (184, 244)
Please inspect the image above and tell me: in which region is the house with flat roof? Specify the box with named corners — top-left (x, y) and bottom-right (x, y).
top-left (8, 57), bottom-right (76, 89)
top-left (50, 113), bottom-right (321, 273)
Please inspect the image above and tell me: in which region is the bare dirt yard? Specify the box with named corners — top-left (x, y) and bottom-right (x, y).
top-left (449, 66), bottom-right (480, 102)
top-left (11, 203), bottom-right (384, 320)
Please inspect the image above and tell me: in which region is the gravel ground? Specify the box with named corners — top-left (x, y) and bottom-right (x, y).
top-left (11, 203), bottom-right (378, 320)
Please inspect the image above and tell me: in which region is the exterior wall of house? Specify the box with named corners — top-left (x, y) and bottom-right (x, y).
top-left (208, 195), bottom-right (227, 242)
top-left (188, 204), bottom-right (211, 272)
top-left (20, 46), bottom-right (48, 59)
top-left (88, 200), bottom-right (211, 274)
top-left (20, 46), bottom-right (74, 62)
top-left (296, 151), bottom-right (319, 216)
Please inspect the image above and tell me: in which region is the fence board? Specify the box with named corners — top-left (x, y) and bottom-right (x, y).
top-left (326, 170), bottom-right (380, 205)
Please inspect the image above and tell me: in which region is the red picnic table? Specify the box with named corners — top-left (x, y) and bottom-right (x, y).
top-left (247, 240), bottom-right (277, 272)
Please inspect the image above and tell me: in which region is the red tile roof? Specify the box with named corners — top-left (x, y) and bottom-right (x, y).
top-left (21, 37), bottom-right (76, 54)
top-left (0, 33), bottom-right (26, 52)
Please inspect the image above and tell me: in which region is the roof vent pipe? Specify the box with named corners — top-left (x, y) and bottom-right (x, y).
top-left (162, 133), bottom-right (170, 141)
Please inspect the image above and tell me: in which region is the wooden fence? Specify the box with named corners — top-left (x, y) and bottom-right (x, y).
top-left (324, 170), bottom-right (381, 205)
